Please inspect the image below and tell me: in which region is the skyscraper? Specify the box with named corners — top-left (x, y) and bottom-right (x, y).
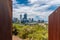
top-left (32, 18), bottom-right (34, 22)
top-left (21, 13), bottom-right (29, 24)
top-left (12, 18), bottom-right (18, 23)
top-left (20, 14), bottom-right (22, 20)
top-left (23, 13), bottom-right (27, 19)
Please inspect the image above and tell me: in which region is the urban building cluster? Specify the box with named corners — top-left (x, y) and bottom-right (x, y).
top-left (12, 13), bottom-right (44, 24)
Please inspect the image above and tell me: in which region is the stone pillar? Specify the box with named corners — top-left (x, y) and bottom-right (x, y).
top-left (49, 7), bottom-right (60, 40)
top-left (0, 0), bottom-right (12, 40)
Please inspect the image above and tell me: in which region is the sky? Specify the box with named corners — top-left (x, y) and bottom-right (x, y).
top-left (12, 0), bottom-right (60, 21)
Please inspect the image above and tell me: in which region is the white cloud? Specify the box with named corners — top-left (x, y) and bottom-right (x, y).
top-left (29, 0), bottom-right (49, 4)
top-left (28, 0), bottom-right (38, 4)
top-left (28, 0), bottom-right (60, 5)
top-left (13, 0), bottom-right (60, 21)
top-left (46, 0), bottom-right (60, 6)
top-left (12, 0), bottom-right (17, 4)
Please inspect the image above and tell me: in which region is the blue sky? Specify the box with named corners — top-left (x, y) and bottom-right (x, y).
top-left (12, 0), bottom-right (60, 21)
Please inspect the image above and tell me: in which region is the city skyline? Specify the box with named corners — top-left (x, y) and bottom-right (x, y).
top-left (13, 13), bottom-right (45, 21)
top-left (12, 13), bottom-right (45, 24)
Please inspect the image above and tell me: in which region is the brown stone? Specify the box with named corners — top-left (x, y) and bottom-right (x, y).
top-left (0, 0), bottom-right (12, 40)
top-left (49, 7), bottom-right (60, 40)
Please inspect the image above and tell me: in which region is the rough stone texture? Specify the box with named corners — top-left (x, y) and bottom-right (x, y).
top-left (0, 0), bottom-right (12, 40)
top-left (49, 7), bottom-right (60, 40)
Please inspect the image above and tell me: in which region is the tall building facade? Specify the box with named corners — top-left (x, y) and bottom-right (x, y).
top-left (20, 14), bottom-right (22, 23)
top-left (21, 13), bottom-right (29, 24)
top-left (23, 13), bottom-right (27, 19)
top-left (20, 14), bottom-right (22, 20)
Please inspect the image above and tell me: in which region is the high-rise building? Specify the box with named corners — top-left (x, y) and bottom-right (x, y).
top-left (28, 18), bottom-right (32, 22)
top-left (23, 13), bottom-right (27, 19)
top-left (32, 18), bottom-right (34, 22)
top-left (20, 14), bottom-right (22, 20)
top-left (21, 13), bottom-right (29, 24)
top-left (12, 18), bottom-right (18, 23)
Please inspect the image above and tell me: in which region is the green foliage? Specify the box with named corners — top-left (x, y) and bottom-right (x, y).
top-left (12, 23), bottom-right (48, 40)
